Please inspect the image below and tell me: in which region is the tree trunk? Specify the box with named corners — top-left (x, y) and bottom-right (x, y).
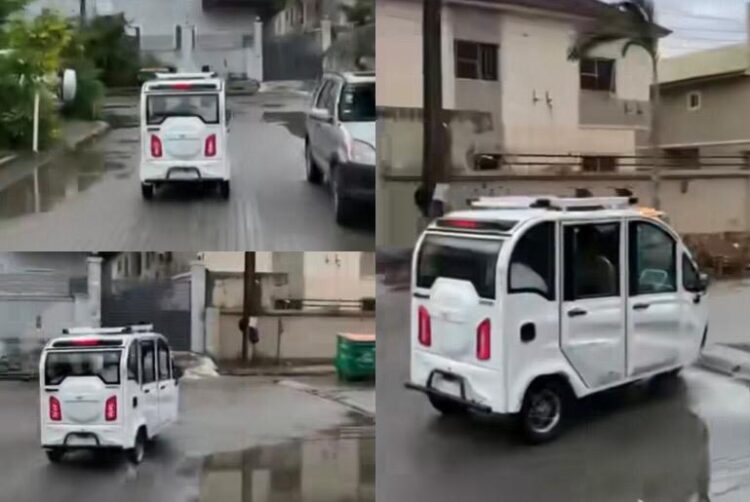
top-left (242, 252), bottom-right (256, 362)
top-left (650, 58), bottom-right (662, 209)
top-left (420, 0), bottom-right (444, 215)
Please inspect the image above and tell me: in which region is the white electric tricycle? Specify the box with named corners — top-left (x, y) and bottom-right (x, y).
top-left (406, 196), bottom-right (709, 442)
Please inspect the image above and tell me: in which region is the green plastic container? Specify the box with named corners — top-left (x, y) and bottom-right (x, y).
top-left (335, 333), bottom-right (376, 381)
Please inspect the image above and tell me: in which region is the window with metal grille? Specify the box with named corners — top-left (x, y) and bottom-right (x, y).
top-left (580, 58), bottom-right (615, 91)
top-left (455, 40), bottom-right (498, 81)
top-left (581, 156), bottom-right (617, 173)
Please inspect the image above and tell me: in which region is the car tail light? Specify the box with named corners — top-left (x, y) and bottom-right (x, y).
top-left (105, 396), bottom-right (117, 421)
top-left (418, 306), bottom-right (431, 347)
top-left (205, 134), bottom-right (217, 157)
top-left (49, 396), bottom-right (61, 421)
top-left (71, 338), bottom-right (100, 346)
top-left (150, 135), bottom-right (163, 158)
top-left (477, 319), bottom-right (491, 361)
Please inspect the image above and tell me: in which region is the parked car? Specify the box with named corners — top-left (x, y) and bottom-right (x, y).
top-left (39, 324), bottom-right (181, 464)
top-left (406, 195), bottom-right (710, 443)
top-left (305, 71), bottom-right (375, 224)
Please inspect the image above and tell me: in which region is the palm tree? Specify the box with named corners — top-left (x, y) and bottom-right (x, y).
top-left (568, 0), bottom-right (669, 208)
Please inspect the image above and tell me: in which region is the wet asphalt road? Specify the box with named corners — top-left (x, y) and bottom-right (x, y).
top-left (0, 376), bottom-right (374, 502)
top-left (0, 89), bottom-right (374, 251)
top-left (376, 277), bottom-right (750, 502)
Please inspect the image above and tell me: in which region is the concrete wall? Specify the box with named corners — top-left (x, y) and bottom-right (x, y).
top-left (27, 0), bottom-right (263, 80)
top-left (378, 173), bottom-right (750, 247)
top-left (212, 312), bottom-right (376, 362)
top-left (659, 76), bottom-right (750, 149)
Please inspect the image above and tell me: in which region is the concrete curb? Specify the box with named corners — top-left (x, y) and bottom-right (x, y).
top-left (697, 344), bottom-right (750, 381)
top-left (0, 154), bottom-right (19, 168)
top-left (64, 121), bottom-right (110, 151)
top-left (277, 379), bottom-right (376, 418)
top-left (220, 364), bottom-right (336, 377)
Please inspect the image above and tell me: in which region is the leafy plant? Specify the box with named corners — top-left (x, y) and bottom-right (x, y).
top-left (77, 14), bottom-right (140, 87)
top-left (340, 0), bottom-right (374, 27)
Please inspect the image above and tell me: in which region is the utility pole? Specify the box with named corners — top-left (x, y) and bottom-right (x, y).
top-left (241, 252), bottom-right (256, 362)
top-left (419, 0), bottom-right (445, 216)
top-left (79, 0), bottom-right (86, 25)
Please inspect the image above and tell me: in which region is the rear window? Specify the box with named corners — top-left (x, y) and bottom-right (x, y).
top-left (339, 83), bottom-right (375, 122)
top-left (44, 350), bottom-right (121, 386)
top-left (417, 234), bottom-right (503, 299)
top-left (146, 94), bottom-right (219, 125)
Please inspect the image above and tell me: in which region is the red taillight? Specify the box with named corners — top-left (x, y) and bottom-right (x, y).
top-left (477, 318), bottom-right (491, 361)
top-left (71, 338), bottom-right (99, 346)
top-left (205, 134), bottom-right (217, 157)
top-left (150, 135), bottom-right (163, 157)
top-left (105, 396), bottom-right (117, 421)
top-left (49, 396), bottom-right (61, 421)
top-left (443, 219), bottom-right (479, 229)
top-left (418, 306), bottom-right (431, 347)
top-left (170, 83), bottom-right (193, 90)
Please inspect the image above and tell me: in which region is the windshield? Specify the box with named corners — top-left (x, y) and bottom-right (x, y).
top-left (417, 234), bottom-right (504, 299)
top-left (45, 350), bottom-right (121, 386)
top-left (339, 83), bottom-right (375, 122)
top-left (146, 94), bottom-right (219, 125)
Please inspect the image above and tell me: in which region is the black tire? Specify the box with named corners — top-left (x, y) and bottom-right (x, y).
top-left (331, 166), bottom-right (354, 225)
top-left (127, 428), bottom-right (146, 465)
top-left (45, 449), bottom-right (64, 463)
top-left (219, 180), bottom-right (230, 199)
top-left (305, 142), bottom-right (322, 184)
top-left (141, 183), bottom-right (154, 200)
top-left (519, 380), bottom-right (569, 444)
top-left (428, 395), bottom-right (467, 416)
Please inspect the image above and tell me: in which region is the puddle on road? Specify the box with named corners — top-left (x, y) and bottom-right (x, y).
top-left (261, 111), bottom-right (306, 139)
top-left (0, 146), bottom-right (130, 220)
top-left (197, 428), bottom-right (374, 502)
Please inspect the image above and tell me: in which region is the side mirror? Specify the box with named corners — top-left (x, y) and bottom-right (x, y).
top-left (172, 361), bottom-right (183, 382)
top-left (698, 273), bottom-right (710, 292)
top-left (311, 108), bottom-right (333, 124)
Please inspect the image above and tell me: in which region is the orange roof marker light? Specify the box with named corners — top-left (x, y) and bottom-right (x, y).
top-left (638, 207), bottom-right (667, 220)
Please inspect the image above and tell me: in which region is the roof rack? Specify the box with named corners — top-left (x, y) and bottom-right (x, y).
top-left (470, 195), bottom-right (638, 212)
top-left (154, 72), bottom-right (217, 80)
top-left (62, 324), bottom-right (154, 336)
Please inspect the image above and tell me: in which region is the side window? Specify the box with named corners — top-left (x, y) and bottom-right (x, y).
top-left (682, 252), bottom-right (701, 291)
top-left (564, 223), bottom-right (621, 300)
top-left (629, 221), bottom-right (676, 295)
top-left (140, 340), bottom-right (156, 384)
top-left (314, 81), bottom-right (330, 109)
top-left (509, 222), bottom-right (555, 300)
top-left (127, 342), bottom-right (139, 382)
top-left (324, 81), bottom-right (339, 116)
top-left (158, 339), bottom-right (171, 381)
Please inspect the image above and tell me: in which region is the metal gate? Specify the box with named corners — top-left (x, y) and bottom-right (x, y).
top-left (263, 29), bottom-right (323, 81)
top-left (101, 274), bottom-right (191, 351)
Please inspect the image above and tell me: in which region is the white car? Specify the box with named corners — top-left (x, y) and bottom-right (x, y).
top-left (139, 72), bottom-right (231, 200)
top-left (406, 196), bottom-right (709, 442)
top-left (305, 71), bottom-right (375, 224)
top-left (39, 324), bottom-right (180, 464)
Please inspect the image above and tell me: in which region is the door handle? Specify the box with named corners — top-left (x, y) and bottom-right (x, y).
top-left (693, 294), bottom-right (702, 305)
top-left (160, 385), bottom-right (166, 390)
top-left (568, 308), bottom-right (587, 318)
top-left (633, 303), bottom-right (650, 311)
top-left (144, 389), bottom-right (150, 394)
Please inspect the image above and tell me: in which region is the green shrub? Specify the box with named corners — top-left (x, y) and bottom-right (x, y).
top-left (61, 60), bottom-right (105, 120)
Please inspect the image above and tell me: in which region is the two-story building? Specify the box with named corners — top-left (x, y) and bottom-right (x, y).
top-left (270, 0), bottom-right (355, 36)
top-left (377, 0), bottom-right (662, 245)
top-left (26, 0), bottom-right (266, 80)
top-left (657, 43), bottom-right (750, 167)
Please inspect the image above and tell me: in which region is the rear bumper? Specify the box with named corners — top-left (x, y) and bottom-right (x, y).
top-left (140, 159), bottom-right (229, 183)
top-left (410, 349), bottom-right (508, 413)
top-left (41, 424), bottom-right (129, 449)
top-left (339, 162), bottom-right (375, 202)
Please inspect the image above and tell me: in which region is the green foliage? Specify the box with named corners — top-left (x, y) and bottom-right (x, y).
top-left (340, 0), bottom-right (374, 27)
top-left (77, 14), bottom-right (140, 87)
top-left (5, 9), bottom-right (74, 79)
top-left (61, 59), bottom-right (104, 120)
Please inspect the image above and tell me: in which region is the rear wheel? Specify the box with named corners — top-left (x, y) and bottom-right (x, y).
top-left (141, 183), bottom-right (154, 200)
top-left (428, 395), bottom-right (467, 416)
top-left (520, 380), bottom-right (569, 444)
top-left (331, 166), bottom-right (354, 225)
top-left (45, 448), bottom-right (64, 463)
top-left (305, 142), bottom-right (322, 184)
top-left (219, 180), bottom-right (230, 199)
top-left (127, 428), bottom-right (146, 465)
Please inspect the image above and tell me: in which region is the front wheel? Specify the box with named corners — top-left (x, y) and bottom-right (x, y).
top-left (127, 428), bottom-right (146, 465)
top-left (141, 183), bottom-right (154, 200)
top-left (331, 167), bottom-right (354, 225)
top-left (519, 381), bottom-right (568, 444)
top-left (305, 142), bottom-right (322, 184)
top-left (45, 448), bottom-right (65, 463)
